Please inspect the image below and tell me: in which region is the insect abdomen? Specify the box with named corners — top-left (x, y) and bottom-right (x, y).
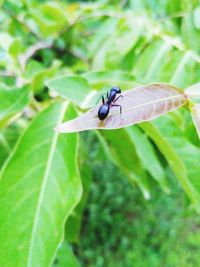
top-left (98, 104), bottom-right (110, 120)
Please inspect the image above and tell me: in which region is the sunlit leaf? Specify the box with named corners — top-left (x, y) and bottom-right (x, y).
top-left (82, 70), bottom-right (136, 89)
top-left (56, 83), bottom-right (187, 133)
top-left (0, 121), bottom-right (25, 167)
top-left (46, 76), bottom-right (91, 107)
top-left (185, 82), bottom-right (200, 98)
top-left (0, 85), bottom-right (29, 124)
top-left (0, 102), bottom-right (82, 267)
top-left (191, 104), bottom-right (200, 138)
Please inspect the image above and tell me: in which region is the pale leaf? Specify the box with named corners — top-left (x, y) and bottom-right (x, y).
top-left (185, 82), bottom-right (200, 99)
top-left (56, 83), bottom-right (187, 133)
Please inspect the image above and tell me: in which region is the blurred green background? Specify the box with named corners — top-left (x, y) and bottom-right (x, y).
top-left (1, 0), bottom-right (200, 267)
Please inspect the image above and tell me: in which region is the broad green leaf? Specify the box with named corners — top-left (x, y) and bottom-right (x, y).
top-left (82, 70), bottom-right (136, 89)
top-left (140, 117), bottom-right (200, 211)
top-left (56, 84), bottom-right (187, 133)
top-left (100, 129), bottom-right (150, 199)
top-left (191, 104), bottom-right (200, 138)
top-left (0, 102), bottom-right (82, 267)
top-left (126, 126), bottom-right (169, 192)
top-left (0, 85), bottom-right (29, 124)
top-left (46, 76), bottom-right (91, 107)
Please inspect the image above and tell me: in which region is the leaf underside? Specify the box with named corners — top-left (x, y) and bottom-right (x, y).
top-left (56, 83), bottom-right (187, 133)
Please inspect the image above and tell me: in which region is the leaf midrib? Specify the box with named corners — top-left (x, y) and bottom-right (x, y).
top-left (27, 102), bottom-right (67, 267)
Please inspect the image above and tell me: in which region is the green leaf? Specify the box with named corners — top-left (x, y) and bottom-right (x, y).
top-left (82, 70), bottom-right (136, 89)
top-left (52, 242), bottom-right (80, 267)
top-left (140, 117), bottom-right (200, 211)
top-left (65, 139), bottom-right (92, 242)
top-left (30, 61), bottom-right (61, 93)
top-left (88, 17), bottom-right (118, 58)
top-left (0, 121), bottom-right (25, 168)
top-left (0, 85), bottom-right (29, 125)
top-left (8, 38), bottom-right (23, 59)
top-left (30, 3), bottom-right (69, 37)
top-left (126, 126), bottom-right (169, 192)
top-left (46, 76), bottom-right (91, 107)
top-left (0, 102), bottom-right (82, 267)
top-left (100, 129), bottom-right (150, 199)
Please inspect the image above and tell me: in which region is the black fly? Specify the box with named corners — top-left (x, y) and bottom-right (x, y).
top-left (98, 87), bottom-right (122, 120)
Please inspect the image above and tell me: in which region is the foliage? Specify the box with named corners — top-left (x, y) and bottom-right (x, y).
top-left (76, 148), bottom-right (200, 267)
top-left (0, 0), bottom-right (200, 266)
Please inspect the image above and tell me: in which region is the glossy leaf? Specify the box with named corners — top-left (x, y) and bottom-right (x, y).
top-left (191, 104), bottom-right (200, 138)
top-left (0, 85), bottom-right (29, 123)
top-left (56, 83), bottom-right (187, 133)
top-left (0, 102), bottom-right (82, 267)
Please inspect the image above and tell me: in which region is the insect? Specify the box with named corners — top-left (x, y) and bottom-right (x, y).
top-left (98, 86), bottom-right (122, 120)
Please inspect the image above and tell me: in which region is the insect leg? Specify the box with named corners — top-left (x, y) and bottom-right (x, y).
top-left (111, 104), bottom-right (122, 114)
top-left (113, 95), bottom-right (123, 103)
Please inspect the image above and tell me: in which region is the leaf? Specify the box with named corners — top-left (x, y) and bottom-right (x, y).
top-left (140, 118), bottom-right (200, 211)
top-left (65, 140), bottom-right (92, 242)
top-left (82, 70), bottom-right (136, 89)
top-left (100, 129), bottom-right (150, 199)
top-left (126, 126), bottom-right (169, 192)
top-left (0, 121), bottom-right (25, 168)
top-left (46, 76), bottom-right (91, 107)
top-left (0, 85), bottom-right (29, 124)
top-left (88, 17), bottom-right (118, 58)
top-left (185, 82), bottom-right (200, 98)
top-left (191, 103), bottom-right (200, 138)
top-left (30, 3), bottom-right (69, 37)
top-left (0, 102), bottom-right (82, 267)
top-left (56, 83), bottom-right (187, 133)
top-left (52, 242), bottom-right (80, 267)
